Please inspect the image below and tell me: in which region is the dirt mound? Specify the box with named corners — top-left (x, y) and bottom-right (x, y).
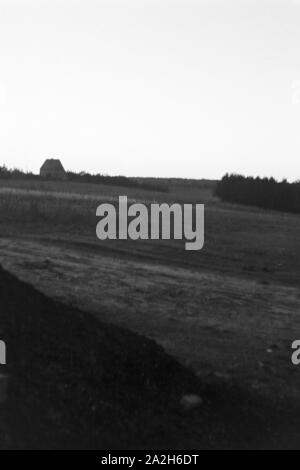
top-left (0, 265), bottom-right (299, 449)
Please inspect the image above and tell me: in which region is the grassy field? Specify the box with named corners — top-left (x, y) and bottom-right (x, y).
top-left (0, 177), bottom-right (299, 447)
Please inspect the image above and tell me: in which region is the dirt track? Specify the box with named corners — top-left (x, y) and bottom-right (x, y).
top-left (0, 234), bottom-right (299, 408)
top-left (1, 264), bottom-right (300, 449)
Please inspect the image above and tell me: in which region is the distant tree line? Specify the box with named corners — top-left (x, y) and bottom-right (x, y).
top-left (0, 165), bottom-right (169, 193)
top-left (0, 165), bottom-right (38, 180)
top-left (215, 174), bottom-right (300, 213)
top-left (66, 171), bottom-right (169, 192)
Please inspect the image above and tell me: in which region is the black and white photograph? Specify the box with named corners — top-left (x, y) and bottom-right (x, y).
top-left (0, 0), bottom-right (299, 452)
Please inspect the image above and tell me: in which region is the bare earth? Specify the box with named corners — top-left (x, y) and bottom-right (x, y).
top-left (0, 179), bottom-right (299, 448)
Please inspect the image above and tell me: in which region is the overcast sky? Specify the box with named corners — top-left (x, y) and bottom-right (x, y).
top-left (0, 0), bottom-right (299, 180)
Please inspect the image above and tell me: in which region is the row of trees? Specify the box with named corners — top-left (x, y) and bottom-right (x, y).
top-left (0, 165), bottom-right (169, 193)
top-left (66, 171), bottom-right (169, 192)
top-left (215, 174), bottom-right (300, 213)
top-left (0, 165), bottom-right (38, 180)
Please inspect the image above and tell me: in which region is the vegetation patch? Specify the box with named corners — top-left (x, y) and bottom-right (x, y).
top-left (216, 174), bottom-right (300, 213)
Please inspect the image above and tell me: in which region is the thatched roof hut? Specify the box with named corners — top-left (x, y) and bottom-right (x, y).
top-left (40, 159), bottom-right (67, 180)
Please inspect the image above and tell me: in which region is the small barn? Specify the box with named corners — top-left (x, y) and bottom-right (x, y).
top-left (40, 159), bottom-right (67, 180)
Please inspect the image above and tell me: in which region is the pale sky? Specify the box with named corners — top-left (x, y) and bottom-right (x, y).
top-left (0, 0), bottom-right (299, 180)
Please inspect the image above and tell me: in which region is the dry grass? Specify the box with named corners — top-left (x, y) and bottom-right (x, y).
top-left (0, 179), bottom-right (217, 235)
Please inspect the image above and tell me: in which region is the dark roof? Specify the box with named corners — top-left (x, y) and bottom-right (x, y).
top-left (40, 159), bottom-right (65, 172)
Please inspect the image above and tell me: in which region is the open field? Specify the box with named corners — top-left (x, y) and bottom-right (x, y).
top-left (0, 178), bottom-right (300, 448)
